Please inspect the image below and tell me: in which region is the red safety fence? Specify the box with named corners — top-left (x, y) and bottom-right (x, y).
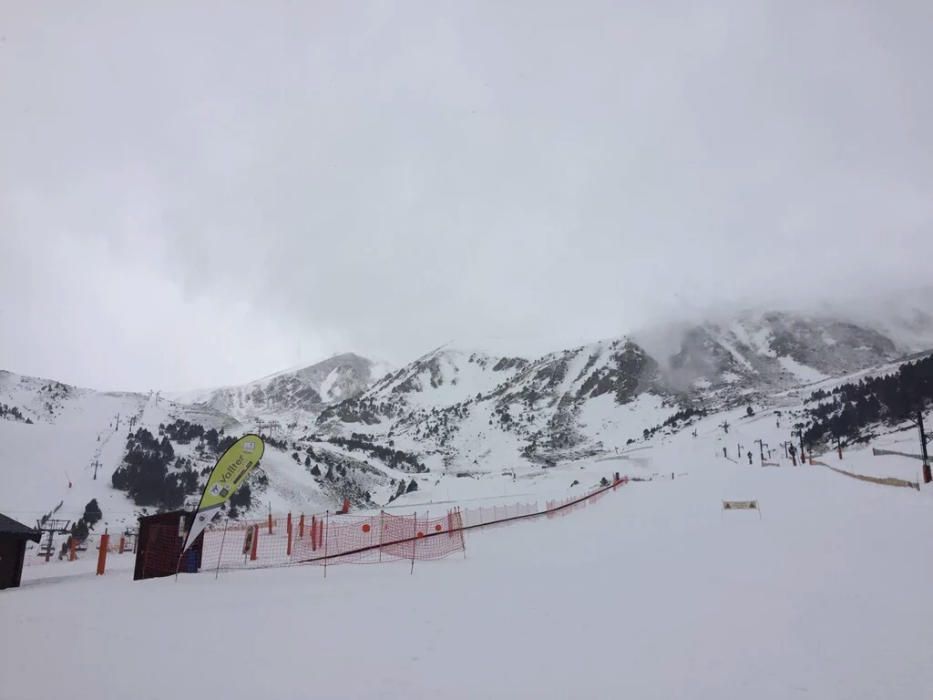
top-left (15, 474), bottom-right (627, 582)
top-left (136, 507), bottom-right (469, 578)
top-left (24, 477), bottom-right (627, 582)
top-left (142, 476), bottom-right (628, 577)
top-left (459, 477), bottom-right (628, 528)
top-left (459, 501), bottom-right (539, 529)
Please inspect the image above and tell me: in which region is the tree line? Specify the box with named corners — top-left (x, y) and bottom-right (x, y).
top-left (803, 354), bottom-right (933, 446)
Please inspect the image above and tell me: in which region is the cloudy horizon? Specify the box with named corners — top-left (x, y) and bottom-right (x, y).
top-left (2, 1), bottom-right (931, 392)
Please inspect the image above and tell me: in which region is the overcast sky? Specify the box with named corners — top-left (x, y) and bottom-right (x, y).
top-left (1, 1), bottom-right (931, 391)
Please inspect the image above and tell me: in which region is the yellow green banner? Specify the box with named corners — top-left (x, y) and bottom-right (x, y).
top-left (182, 434), bottom-right (265, 552)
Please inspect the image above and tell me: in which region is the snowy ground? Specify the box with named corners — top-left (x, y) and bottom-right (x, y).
top-left (4, 413), bottom-right (933, 699)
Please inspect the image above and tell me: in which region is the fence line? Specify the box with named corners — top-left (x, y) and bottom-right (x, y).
top-left (814, 461), bottom-right (920, 491)
top-left (165, 476), bottom-right (627, 576)
top-left (26, 476), bottom-right (628, 579)
top-left (872, 447), bottom-right (926, 461)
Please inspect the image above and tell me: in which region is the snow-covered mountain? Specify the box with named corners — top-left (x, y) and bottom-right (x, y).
top-left (172, 352), bottom-right (391, 425)
top-left (2, 308), bottom-right (930, 529)
top-left (316, 311), bottom-right (924, 471)
top-left (637, 311), bottom-right (903, 396)
top-left (0, 365), bottom-right (405, 531)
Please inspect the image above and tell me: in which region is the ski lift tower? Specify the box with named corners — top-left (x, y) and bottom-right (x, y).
top-left (34, 518), bottom-right (71, 562)
top-left (256, 420), bottom-right (281, 437)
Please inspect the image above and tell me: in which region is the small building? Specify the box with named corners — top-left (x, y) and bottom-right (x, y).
top-left (134, 510), bottom-right (204, 581)
top-left (0, 513), bottom-right (41, 590)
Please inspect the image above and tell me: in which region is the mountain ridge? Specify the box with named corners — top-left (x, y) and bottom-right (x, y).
top-left (3, 306), bottom-right (932, 528)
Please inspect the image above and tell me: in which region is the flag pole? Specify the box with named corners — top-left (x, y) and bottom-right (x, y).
top-left (323, 510), bottom-right (329, 579)
top-left (215, 518), bottom-right (229, 580)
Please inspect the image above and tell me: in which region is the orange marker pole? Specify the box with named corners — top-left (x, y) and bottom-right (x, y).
top-left (97, 534), bottom-right (109, 575)
top-left (250, 525), bottom-right (259, 561)
top-left (298, 514), bottom-right (305, 539)
top-left (69, 537), bottom-right (77, 561)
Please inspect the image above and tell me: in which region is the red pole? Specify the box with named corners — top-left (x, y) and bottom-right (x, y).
top-left (323, 512), bottom-right (329, 579)
top-left (97, 533), bottom-right (109, 575)
top-left (267, 512), bottom-right (273, 535)
top-left (311, 516), bottom-right (318, 552)
top-left (379, 511), bottom-right (384, 563)
top-left (298, 514), bottom-right (305, 539)
top-left (286, 513), bottom-right (293, 557)
top-left (69, 537), bottom-right (77, 561)
top-left (410, 512), bottom-right (417, 575)
top-left (119, 536), bottom-right (126, 554)
top-left (342, 497), bottom-right (350, 514)
top-left (250, 525), bottom-right (259, 561)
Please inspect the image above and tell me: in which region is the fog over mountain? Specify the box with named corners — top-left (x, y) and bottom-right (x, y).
top-left (2, 2), bottom-right (932, 391)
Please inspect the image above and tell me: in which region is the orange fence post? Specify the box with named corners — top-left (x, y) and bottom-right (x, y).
top-left (286, 513), bottom-right (293, 557)
top-left (119, 536), bottom-right (126, 554)
top-left (69, 537), bottom-right (77, 561)
top-left (342, 497), bottom-right (350, 514)
top-left (322, 512), bottom-right (329, 579)
top-left (267, 513), bottom-right (273, 535)
top-left (410, 511), bottom-right (418, 575)
top-left (311, 516), bottom-right (318, 552)
top-left (97, 533), bottom-right (109, 575)
top-left (298, 514), bottom-right (305, 538)
top-left (250, 525), bottom-right (259, 561)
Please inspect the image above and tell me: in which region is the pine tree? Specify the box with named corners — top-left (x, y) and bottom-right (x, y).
top-left (71, 518), bottom-right (89, 541)
top-left (83, 499), bottom-right (103, 526)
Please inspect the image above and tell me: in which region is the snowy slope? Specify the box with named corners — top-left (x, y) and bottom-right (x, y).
top-left (0, 371), bottom-right (149, 529)
top-left (0, 371), bottom-right (345, 527)
top-left (4, 400), bottom-right (933, 699)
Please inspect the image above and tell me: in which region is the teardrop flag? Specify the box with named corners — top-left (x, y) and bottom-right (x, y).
top-left (182, 434), bottom-right (265, 553)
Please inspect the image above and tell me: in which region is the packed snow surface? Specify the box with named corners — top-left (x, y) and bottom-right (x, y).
top-left (4, 411), bottom-right (933, 699)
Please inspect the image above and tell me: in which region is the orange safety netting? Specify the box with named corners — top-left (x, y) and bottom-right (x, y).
top-left (138, 508), bottom-right (467, 576)
top-left (136, 476), bottom-right (627, 578)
